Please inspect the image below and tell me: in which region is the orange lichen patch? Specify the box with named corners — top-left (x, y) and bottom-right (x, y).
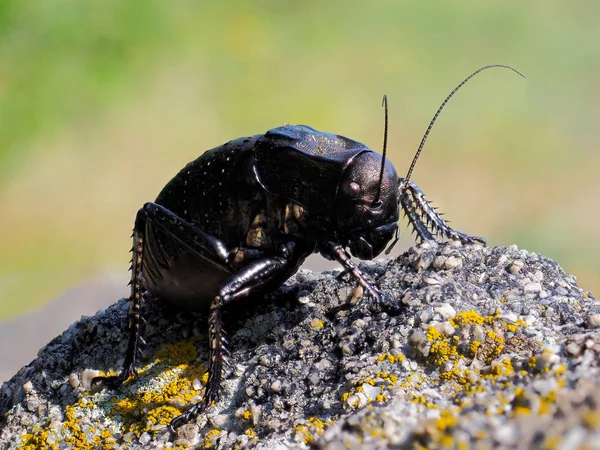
top-left (294, 416), bottom-right (334, 444)
top-left (19, 340), bottom-right (206, 450)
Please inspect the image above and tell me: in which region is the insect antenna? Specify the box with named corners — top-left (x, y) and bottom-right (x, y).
top-left (374, 94), bottom-right (389, 206)
top-left (401, 64), bottom-right (525, 187)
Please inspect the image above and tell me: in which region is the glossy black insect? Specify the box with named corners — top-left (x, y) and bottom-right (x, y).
top-left (92, 64), bottom-right (523, 431)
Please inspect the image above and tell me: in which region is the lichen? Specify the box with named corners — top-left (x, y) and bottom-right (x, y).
top-left (398, 308), bottom-right (572, 448)
top-left (19, 340), bottom-right (206, 450)
top-left (294, 416), bottom-right (334, 444)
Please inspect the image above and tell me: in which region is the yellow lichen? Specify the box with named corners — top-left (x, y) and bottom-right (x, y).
top-left (309, 319), bottom-right (324, 329)
top-left (469, 340), bottom-right (482, 356)
top-left (110, 343), bottom-right (207, 435)
top-left (426, 326), bottom-right (459, 367)
top-left (201, 429), bottom-right (221, 448)
top-left (19, 340), bottom-right (207, 449)
top-left (449, 309), bottom-right (501, 328)
top-left (542, 436), bottom-right (562, 449)
top-left (512, 406), bottom-right (532, 416)
top-left (490, 359), bottom-right (514, 377)
top-left (503, 318), bottom-right (527, 333)
top-left (457, 440), bottom-right (469, 450)
top-left (294, 416), bottom-right (333, 444)
top-left (582, 409), bottom-right (600, 430)
top-left (376, 353), bottom-right (405, 364)
top-left (419, 309), bottom-right (514, 393)
top-left (340, 371), bottom-right (400, 409)
top-left (554, 364), bottom-right (567, 376)
top-left (528, 356), bottom-right (538, 369)
top-left (244, 428), bottom-right (258, 440)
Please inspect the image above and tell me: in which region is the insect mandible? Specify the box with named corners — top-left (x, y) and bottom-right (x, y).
top-left (92, 64), bottom-right (524, 431)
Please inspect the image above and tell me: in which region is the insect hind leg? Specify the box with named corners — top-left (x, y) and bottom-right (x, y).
top-left (92, 214), bottom-right (148, 389)
top-left (169, 254), bottom-right (294, 431)
top-left (399, 179), bottom-right (486, 245)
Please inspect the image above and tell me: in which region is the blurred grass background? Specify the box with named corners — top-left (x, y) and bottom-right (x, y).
top-left (0, 0), bottom-right (598, 322)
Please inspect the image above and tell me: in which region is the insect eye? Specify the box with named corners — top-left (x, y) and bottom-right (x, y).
top-left (342, 181), bottom-right (361, 198)
top-left (371, 199), bottom-right (383, 210)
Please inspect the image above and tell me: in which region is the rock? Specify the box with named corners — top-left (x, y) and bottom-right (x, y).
top-left (1, 243), bottom-right (599, 449)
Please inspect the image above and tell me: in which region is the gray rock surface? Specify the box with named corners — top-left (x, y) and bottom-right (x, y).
top-left (0, 273), bottom-right (127, 384)
top-left (1, 242), bottom-right (599, 449)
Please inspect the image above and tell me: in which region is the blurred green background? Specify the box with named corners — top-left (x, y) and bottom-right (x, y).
top-left (0, 0), bottom-right (598, 322)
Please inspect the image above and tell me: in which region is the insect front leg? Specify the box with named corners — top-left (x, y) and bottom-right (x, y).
top-left (169, 247), bottom-right (297, 431)
top-left (398, 179), bottom-right (486, 245)
top-left (92, 202), bottom-right (233, 390)
top-left (320, 242), bottom-right (401, 314)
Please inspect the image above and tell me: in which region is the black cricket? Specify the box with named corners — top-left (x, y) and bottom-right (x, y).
top-left (92, 64), bottom-right (523, 430)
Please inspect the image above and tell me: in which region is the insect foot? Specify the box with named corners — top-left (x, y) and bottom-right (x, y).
top-left (344, 275), bottom-right (404, 316)
top-left (3, 244), bottom-right (598, 449)
top-left (90, 369), bottom-right (136, 390)
top-left (370, 289), bottom-right (404, 316)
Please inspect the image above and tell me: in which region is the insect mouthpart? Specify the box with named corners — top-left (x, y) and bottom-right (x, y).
top-left (348, 222), bottom-right (398, 260)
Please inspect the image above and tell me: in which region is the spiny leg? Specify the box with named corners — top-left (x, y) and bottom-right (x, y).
top-left (398, 179), bottom-right (486, 245)
top-left (398, 190), bottom-right (435, 242)
top-left (322, 242), bottom-right (381, 299)
top-left (92, 219), bottom-right (147, 388)
top-left (93, 202), bottom-right (234, 390)
top-left (320, 242), bottom-right (401, 314)
top-left (169, 255), bottom-right (294, 431)
top-left (170, 296), bottom-right (228, 431)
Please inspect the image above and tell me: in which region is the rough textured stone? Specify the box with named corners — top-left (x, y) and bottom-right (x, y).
top-left (1, 243), bottom-right (599, 449)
